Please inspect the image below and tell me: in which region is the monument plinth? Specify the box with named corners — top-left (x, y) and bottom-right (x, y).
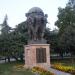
top-left (24, 7), bottom-right (50, 69)
top-left (24, 44), bottom-right (50, 69)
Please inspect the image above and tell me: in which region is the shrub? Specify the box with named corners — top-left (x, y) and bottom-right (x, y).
top-left (51, 63), bottom-right (75, 74)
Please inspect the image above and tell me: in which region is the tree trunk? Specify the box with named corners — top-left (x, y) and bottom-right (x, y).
top-left (5, 57), bottom-right (7, 62)
top-left (71, 54), bottom-right (74, 65)
top-left (12, 56), bottom-right (18, 61)
top-left (7, 56), bottom-right (10, 62)
top-left (20, 54), bottom-right (23, 62)
top-left (60, 52), bottom-right (63, 59)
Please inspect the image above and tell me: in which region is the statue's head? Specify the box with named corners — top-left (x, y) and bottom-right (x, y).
top-left (26, 7), bottom-right (44, 17)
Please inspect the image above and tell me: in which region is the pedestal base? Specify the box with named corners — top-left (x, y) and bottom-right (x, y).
top-left (24, 44), bottom-right (50, 70)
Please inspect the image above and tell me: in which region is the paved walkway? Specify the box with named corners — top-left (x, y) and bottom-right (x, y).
top-left (0, 59), bottom-right (15, 63)
top-left (35, 68), bottom-right (71, 75)
top-left (49, 68), bottom-right (71, 75)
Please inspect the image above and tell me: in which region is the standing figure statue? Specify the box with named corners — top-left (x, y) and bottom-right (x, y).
top-left (25, 7), bottom-right (48, 44)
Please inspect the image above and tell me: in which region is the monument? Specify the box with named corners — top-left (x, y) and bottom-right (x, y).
top-left (24, 7), bottom-right (50, 69)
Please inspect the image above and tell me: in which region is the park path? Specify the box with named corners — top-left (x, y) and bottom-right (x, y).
top-left (0, 58), bottom-right (15, 63)
top-left (49, 68), bottom-right (71, 75)
top-left (35, 68), bottom-right (71, 75)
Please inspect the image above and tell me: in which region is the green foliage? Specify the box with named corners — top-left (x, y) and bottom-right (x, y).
top-left (67, 0), bottom-right (75, 8)
top-left (55, 6), bottom-right (75, 35)
top-left (59, 25), bottom-right (75, 54)
top-left (55, 2), bottom-right (75, 56)
top-left (0, 15), bottom-right (11, 58)
top-left (44, 28), bottom-right (59, 53)
top-left (0, 15), bottom-right (11, 35)
top-left (0, 16), bottom-right (28, 61)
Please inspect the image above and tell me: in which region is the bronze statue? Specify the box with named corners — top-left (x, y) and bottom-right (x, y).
top-left (25, 7), bottom-right (48, 44)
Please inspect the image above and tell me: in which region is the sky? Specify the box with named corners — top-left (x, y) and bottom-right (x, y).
top-left (0, 0), bottom-right (68, 30)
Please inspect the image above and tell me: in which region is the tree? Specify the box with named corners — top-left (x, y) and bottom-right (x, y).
top-left (9, 21), bottom-right (28, 61)
top-left (15, 21), bottom-right (28, 44)
top-left (55, 2), bottom-right (75, 59)
top-left (0, 15), bottom-right (11, 62)
top-left (67, 0), bottom-right (75, 8)
top-left (44, 28), bottom-right (59, 54)
top-left (59, 25), bottom-right (75, 62)
top-left (55, 6), bottom-right (75, 35)
top-left (0, 17), bottom-right (28, 62)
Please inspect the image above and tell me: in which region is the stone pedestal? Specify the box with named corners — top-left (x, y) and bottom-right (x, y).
top-left (24, 44), bottom-right (50, 69)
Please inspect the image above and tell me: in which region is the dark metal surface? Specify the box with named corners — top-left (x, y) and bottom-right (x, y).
top-left (25, 7), bottom-right (48, 44)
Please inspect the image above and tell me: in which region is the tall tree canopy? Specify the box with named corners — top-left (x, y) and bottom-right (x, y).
top-left (0, 15), bottom-right (12, 62)
top-left (55, 6), bottom-right (75, 35)
top-left (55, 0), bottom-right (75, 57)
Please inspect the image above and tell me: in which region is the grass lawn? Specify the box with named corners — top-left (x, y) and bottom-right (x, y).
top-left (0, 61), bottom-right (34, 75)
